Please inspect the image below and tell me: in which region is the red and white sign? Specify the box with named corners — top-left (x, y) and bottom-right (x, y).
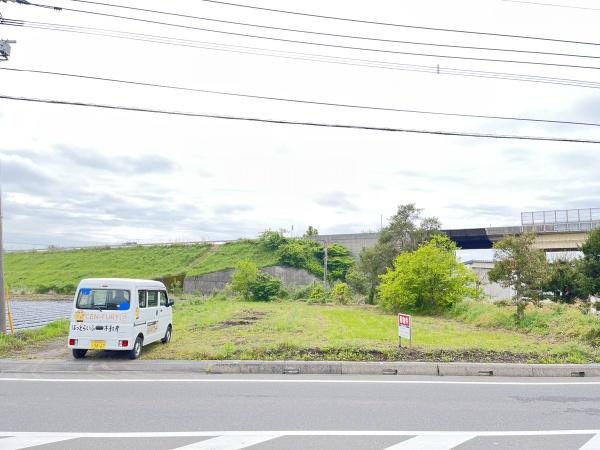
top-left (398, 313), bottom-right (411, 339)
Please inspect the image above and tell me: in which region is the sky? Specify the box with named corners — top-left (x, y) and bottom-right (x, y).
top-left (0, 0), bottom-right (599, 251)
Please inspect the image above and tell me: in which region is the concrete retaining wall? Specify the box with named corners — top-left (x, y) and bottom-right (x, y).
top-left (183, 266), bottom-right (319, 295)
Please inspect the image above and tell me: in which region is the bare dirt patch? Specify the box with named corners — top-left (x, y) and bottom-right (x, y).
top-left (212, 311), bottom-right (268, 329)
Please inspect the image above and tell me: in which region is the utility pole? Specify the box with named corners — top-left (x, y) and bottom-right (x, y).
top-left (0, 188), bottom-right (5, 334)
top-left (323, 241), bottom-right (328, 290)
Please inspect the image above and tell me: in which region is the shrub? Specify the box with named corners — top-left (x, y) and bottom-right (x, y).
top-left (331, 282), bottom-right (351, 304)
top-left (248, 272), bottom-right (283, 301)
top-left (379, 235), bottom-right (481, 313)
top-left (345, 266), bottom-right (369, 295)
top-left (259, 230), bottom-right (288, 250)
top-left (322, 244), bottom-right (354, 281)
top-left (309, 283), bottom-right (327, 301)
top-left (230, 260), bottom-right (259, 301)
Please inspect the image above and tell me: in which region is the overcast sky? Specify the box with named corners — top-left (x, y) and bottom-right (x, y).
top-left (1, 0), bottom-right (599, 251)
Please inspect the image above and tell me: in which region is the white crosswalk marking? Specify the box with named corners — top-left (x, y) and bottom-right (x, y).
top-left (580, 434), bottom-right (600, 450)
top-left (0, 436), bottom-right (75, 449)
top-left (382, 434), bottom-right (476, 449)
top-left (170, 434), bottom-right (280, 449)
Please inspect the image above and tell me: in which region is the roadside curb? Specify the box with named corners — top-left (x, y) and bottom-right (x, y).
top-left (1, 359), bottom-right (599, 377)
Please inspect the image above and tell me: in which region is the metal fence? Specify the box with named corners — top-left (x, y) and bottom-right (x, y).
top-left (521, 208), bottom-right (600, 233)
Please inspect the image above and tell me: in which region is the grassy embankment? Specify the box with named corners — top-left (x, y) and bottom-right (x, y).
top-left (5, 240), bottom-right (278, 295)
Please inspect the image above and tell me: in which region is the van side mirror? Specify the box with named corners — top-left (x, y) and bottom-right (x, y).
top-left (167, 299), bottom-right (175, 307)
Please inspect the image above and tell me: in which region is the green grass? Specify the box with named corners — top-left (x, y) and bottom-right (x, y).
top-left (0, 320), bottom-right (69, 357)
top-left (187, 240), bottom-right (280, 276)
top-left (448, 301), bottom-right (600, 346)
top-left (141, 299), bottom-right (599, 363)
top-left (5, 244), bottom-right (212, 294)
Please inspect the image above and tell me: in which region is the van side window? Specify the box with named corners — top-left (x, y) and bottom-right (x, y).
top-left (159, 291), bottom-right (168, 307)
top-left (138, 290), bottom-right (147, 308)
top-left (147, 291), bottom-right (158, 308)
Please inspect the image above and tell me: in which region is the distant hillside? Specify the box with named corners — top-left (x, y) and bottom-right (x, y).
top-left (5, 244), bottom-right (212, 294)
top-left (5, 237), bottom-right (353, 294)
top-left (187, 240), bottom-right (279, 277)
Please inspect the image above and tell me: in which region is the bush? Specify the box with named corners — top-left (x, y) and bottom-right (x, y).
top-left (322, 244), bottom-right (355, 281)
top-left (379, 235), bottom-right (481, 313)
top-left (248, 272), bottom-right (283, 301)
top-left (309, 283), bottom-right (327, 301)
top-left (230, 260), bottom-right (259, 301)
top-left (331, 282), bottom-right (351, 304)
top-left (259, 230), bottom-right (288, 250)
top-left (345, 266), bottom-right (369, 295)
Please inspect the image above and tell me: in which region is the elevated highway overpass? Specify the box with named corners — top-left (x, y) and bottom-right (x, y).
top-left (312, 208), bottom-right (599, 258)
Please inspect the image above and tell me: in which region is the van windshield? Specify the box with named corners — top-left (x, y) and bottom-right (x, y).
top-left (76, 288), bottom-right (131, 310)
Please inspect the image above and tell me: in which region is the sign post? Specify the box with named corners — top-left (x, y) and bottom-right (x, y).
top-left (398, 313), bottom-right (411, 348)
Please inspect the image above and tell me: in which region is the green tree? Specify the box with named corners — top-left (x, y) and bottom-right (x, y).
top-left (358, 204), bottom-right (441, 304)
top-left (544, 258), bottom-right (585, 304)
top-left (580, 227), bottom-right (600, 298)
top-left (304, 226), bottom-right (319, 237)
top-left (378, 235), bottom-right (480, 313)
top-left (488, 233), bottom-right (550, 320)
top-left (230, 260), bottom-right (259, 301)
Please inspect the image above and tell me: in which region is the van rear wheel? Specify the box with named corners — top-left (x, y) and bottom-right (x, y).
top-left (161, 325), bottom-right (172, 344)
top-left (72, 349), bottom-right (87, 359)
top-left (129, 336), bottom-right (143, 360)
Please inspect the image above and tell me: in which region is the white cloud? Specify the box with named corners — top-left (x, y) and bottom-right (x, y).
top-left (1, 0), bottom-right (599, 249)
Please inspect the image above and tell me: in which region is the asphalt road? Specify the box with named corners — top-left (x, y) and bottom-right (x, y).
top-left (1, 373), bottom-right (600, 449)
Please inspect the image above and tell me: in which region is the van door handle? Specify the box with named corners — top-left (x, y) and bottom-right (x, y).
top-left (156, 310), bottom-right (159, 316)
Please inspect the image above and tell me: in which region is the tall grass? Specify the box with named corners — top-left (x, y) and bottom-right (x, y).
top-left (448, 301), bottom-right (600, 345)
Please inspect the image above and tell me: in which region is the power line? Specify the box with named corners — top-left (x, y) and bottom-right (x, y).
top-left (191, 0), bottom-right (600, 47)
top-left (1, 94), bottom-right (599, 144)
top-left (12, 3), bottom-right (600, 71)
top-left (3, 66), bottom-right (600, 128)
top-left (3, 18), bottom-right (600, 90)
top-left (503, 0), bottom-right (600, 11)
top-left (46, 0), bottom-right (600, 61)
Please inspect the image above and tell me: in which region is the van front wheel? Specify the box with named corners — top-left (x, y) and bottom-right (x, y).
top-left (72, 349), bottom-right (87, 359)
top-left (129, 336), bottom-right (143, 360)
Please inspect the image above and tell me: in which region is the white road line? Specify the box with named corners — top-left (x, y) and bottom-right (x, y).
top-left (171, 435), bottom-right (280, 449)
top-left (383, 434), bottom-right (476, 449)
top-left (580, 434), bottom-right (600, 449)
top-left (2, 431), bottom-right (600, 438)
top-left (1, 378), bottom-right (600, 386)
top-left (0, 436), bottom-right (75, 449)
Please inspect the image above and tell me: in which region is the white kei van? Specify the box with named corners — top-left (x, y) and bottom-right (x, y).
top-left (68, 278), bottom-right (173, 359)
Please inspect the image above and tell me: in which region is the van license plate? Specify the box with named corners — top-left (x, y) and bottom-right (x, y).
top-left (90, 340), bottom-right (106, 349)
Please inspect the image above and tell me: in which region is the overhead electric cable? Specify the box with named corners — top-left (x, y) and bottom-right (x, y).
top-left (190, 0), bottom-right (600, 47)
top-left (11, 3), bottom-right (600, 70)
top-left (3, 18), bottom-right (600, 89)
top-left (3, 66), bottom-right (599, 128)
top-left (45, 0), bottom-right (600, 61)
top-left (1, 94), bottom-right (599, 144)
top-left (502, 0), bottom-right (600, 11)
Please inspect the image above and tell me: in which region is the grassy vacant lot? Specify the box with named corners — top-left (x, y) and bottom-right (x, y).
top-left (4, 299), bottom-right (599, 363)
top-left (140, 299), bottom-right (600, 363)
top-left (5, 243), bottom-right (213, 294)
